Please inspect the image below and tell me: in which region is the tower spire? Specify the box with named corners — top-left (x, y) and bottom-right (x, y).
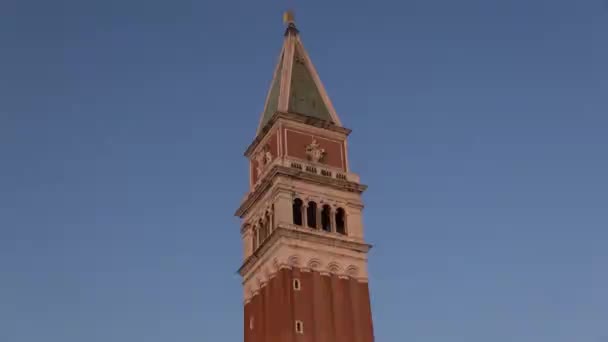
top-left (256, 12), bottom-right (342, 133)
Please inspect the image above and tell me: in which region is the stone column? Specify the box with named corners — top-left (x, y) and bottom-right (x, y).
top-left (345, 205), bottom-right (363, 239)
top-left (252, 226), bottom-right (258, 250)
top-left (257, 225), bottom-right (262, 246)
top-left (270, 210), bottom-right (275, 233)
top-left (316, 206), bottom-right (322, 230)
top-left (242, 227), bottom-right (253, 259)
top-left (274, 193), bottom-right (294, 227)
top-left (330, 207), bottom-right (336, 233)
top-left (344, 211), bottom-right (349, 235)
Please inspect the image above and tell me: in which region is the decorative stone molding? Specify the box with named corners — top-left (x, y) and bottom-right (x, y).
top-left (308, 258), bottom-right (322, 270)
top-left (327, 262), bottom-right (342, 274)
top-left (272, 258), bottom-right (281, 272)
top-left (240, 226), bottom-right (370, 301)
top-left (346, 265), bottom-right (360, 278)
top-left (240, 225), bottom-right (370, 275)
top-left (264, 267), bottom-right (272, 279)
top-left (243, 258), bottom-right (368, 302)
top-left (288, 255), bottom-right (301, 267)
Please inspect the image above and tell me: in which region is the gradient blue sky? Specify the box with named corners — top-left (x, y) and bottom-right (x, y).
top-left (1, 0), bottom-right (607, 341)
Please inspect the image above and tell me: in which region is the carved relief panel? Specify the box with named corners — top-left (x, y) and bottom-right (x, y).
top-left (250, 130), bottom-right (280, 186)
top-left (254, 144), bottom-right (273, 176)
top-left (283, 128), bottom-right (345, 170)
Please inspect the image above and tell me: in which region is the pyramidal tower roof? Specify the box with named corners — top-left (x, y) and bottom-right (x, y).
top-left (257, 12), bottom-right (342, 133)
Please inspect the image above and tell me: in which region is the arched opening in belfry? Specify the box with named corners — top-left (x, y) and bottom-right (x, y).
top-left (321, 205), bottom-right (332, 232)
top-left (292, 199), bottom-right (303, 226)
top-left (335, 208), bottom-right (346, 235)
top-left (307, 201), bottom-right (317, 229)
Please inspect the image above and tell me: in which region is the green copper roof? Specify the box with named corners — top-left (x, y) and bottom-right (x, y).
top-left (288, 50), bottom-right (332, 122)
top-left (260, 56), bottom-right (283, 129)
top-left (259, 43), bottom-right (335, 131)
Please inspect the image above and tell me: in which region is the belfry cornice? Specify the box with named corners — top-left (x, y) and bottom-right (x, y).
top-left (238, 225), bottom-right (372, 277)
top-left (235, 165), bottom-right (367, 218)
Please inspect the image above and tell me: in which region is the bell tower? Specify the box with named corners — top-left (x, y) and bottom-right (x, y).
top-left (236, 12), bottom-right (375, 342)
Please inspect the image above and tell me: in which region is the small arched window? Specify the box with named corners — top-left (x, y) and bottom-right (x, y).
top-left (321, 205), bottom-right (331, 232)
top-left (292, 199), bottom-right (303, 226)
top-left (307, 202), bottom-right (317, 229)
top-left (336, 208), bottom-right (346, 235)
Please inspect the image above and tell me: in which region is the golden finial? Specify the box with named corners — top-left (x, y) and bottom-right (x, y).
top-left (283, 10), bottom-right (295, 26)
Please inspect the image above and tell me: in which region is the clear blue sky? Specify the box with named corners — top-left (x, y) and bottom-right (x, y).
top-left (1, 0), bottom-right (607, 341)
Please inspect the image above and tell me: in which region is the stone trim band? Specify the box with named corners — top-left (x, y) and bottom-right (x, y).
top-left (244, 263), bottom-right (368, 303)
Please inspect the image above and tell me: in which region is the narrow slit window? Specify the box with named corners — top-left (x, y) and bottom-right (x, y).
top-left (293, 279), bottom-right (301, 291)
top-left (295, 320), bottom-right (304, 334)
